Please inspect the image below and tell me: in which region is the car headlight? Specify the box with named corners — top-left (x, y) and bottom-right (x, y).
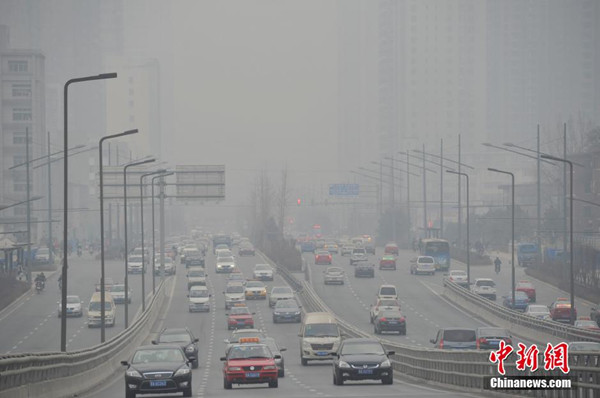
top-left (380, 359), bottom-right (391, 367)
top-left (185, 346), bottom-right (195, 353)
top-left (174, 367), bottom-right (191, 377)
top-left (263, 365), bottom-right (277, 370)
top-left (126, 369), bottom-right (142, 378)
top-left (228, 366), bottom-right (242, 371)
top-left (294, 311), bottom-right (301, 315)
top-left (338, 360), bottom-right (350, 368)
top-left (302, 341), bottom-right (312, 349)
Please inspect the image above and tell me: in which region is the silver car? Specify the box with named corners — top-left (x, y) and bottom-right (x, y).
top-left (324, 267), bottom-right (345, 285)
top-left (268, 286), bottom-right (294, 307)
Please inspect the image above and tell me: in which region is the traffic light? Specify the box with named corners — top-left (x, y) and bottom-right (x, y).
top-left (297, 198), bottom-right (301, 206)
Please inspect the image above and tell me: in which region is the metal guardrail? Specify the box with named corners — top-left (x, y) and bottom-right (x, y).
top-left (0, 278), bottom-right (169, 398)
top-left (266, 250), bottom-right (600, 396)
top-left (443, 280), bottom-right (600, 343)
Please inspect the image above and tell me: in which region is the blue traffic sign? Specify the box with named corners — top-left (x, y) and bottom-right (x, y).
top-left (329, 184), bottom-right (359, 197)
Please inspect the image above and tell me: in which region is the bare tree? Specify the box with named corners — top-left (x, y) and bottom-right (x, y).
top-left (277, 167), bottom-right (289, 235)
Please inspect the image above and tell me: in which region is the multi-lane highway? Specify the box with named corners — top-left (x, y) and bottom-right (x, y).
top-left (81, 249), bottom-right (477, 398)
top-left (0, 253), bottom-right (149, 354)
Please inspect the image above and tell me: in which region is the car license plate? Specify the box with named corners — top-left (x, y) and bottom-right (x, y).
top-left (388, 321), bottom-right (398, 324)
top-left (358, 369), bottom-right (373, 375)
top-left (316, 351), bottom-right (328, 356)
top-left (150, 380), bottom-right (167, 387)
top-left (246, 372), bottom-right (260, 378)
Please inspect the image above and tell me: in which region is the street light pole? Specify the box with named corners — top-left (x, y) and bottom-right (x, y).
top-left (447, 170), bottom-right (470, 285)
top-left (151, 171), bottom-right (173, 294)
top-left (123, 158), bottom-right (155, 327)
top-left (61, 72), bottom-right (117, 352)
top-left (25, 128), bottom-right (31, 283)
top-left (541, 153), bottom-right (575, 324)
top-left (488, 168), bottom-right (516, 309)
top-left (98, 129), bottom-right (138, 342)
top-left (140, 170), bottom-right (165, 311)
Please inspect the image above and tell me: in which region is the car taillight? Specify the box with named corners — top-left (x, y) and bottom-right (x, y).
top-left (505, 338), bottom-right (512, 345)
top-left (380, 317), bottom-right (387, 322)
top-left (439, 339), bottom-right (443, 349)
top-left (399, 317), bottom-right (405, 322)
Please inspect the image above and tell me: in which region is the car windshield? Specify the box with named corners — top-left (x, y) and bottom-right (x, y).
top-left (519, 244), bottom-right (537, 253)
top-left (380, 310), bottom-right (402, 318)
top-left (228, 345), bottom-right (272, 360)
top-left (477, 280), bottom-right (495, 287)
top-left (230, 307), bottom-right (250, 315)
top-left (255, 265), bottom-right (270, 270)
top-left (246, 282), bottom-right (264, 288)
top-left (419, 257), bottom-right (434, 263)
top-left (159, 333), bottom-right (191, 343)
top-left (517, 282), bottom-right (533, 288)
top-left (226, 285), bottom-right (244, 293)
top-left (111, 286), bottom-right (124, 292)
top-left (327, 268), bottom-right (343, 273)
top-left (129, 256), bottom-right (143, 262)
top-left (443, 329), bottom-right (476, 342)
top-left (189, 270), bottom-right (205, 277)
top-left (219, 257), bottom-right (234, 263)
top-left (190, 289), bottom-right (208, 297)
top-left (89, 302), bottom-right (112, 311)
top-left (380, 287), bottom-right (396, 295)
top-left (37, 248), bottom-right (49, 254)
top-left (66, 296), bottom-right (80, 304)
top-left (378, 300), bottom-right (399, 307)
top-left (304, 323), bottom-right (338, 337)
top-left (271, 287), bottom-right (292, 295)
top-left (275, 300), bottom-right (298, 309)
top-left (341, 342), bottom-right (385, 355)
top-left (132, 348), bottom-right (185, 363)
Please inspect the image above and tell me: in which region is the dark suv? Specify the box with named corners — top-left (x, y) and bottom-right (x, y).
top-left (430, 328), bottom-right (477, 350)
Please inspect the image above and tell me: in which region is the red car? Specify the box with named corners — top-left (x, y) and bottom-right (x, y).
top-left (379, 255), bottom-right (397, 270)
top-left (227, 306), bottom-right (255, 330)
top-left (384, 243), bottom-right (399, 255)
top-left (549, 298), bottom-right (577, 323)
top-left (314, 250), bottom-right (332, 265)
top-left (222, 339), bottom-right (280, 389)
top-left (516, 280), bottom-right (536, 302)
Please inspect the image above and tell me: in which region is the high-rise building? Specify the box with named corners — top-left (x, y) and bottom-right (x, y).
top-left (0, 25), bottom-right (45, 241)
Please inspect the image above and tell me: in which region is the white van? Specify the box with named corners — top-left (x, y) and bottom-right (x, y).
top-left (298, 312), bottom-right (341, 365)
top-left (377, 284), bottom-right (398, 300)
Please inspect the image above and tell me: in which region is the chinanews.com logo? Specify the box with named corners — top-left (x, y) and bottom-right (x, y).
top-left (484, 341), bottom-right (575, 390)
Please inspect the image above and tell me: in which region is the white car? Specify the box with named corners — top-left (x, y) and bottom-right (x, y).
top-left (268, 286), bottom-right (295, 307)
top-left (410, 256), bottom-right (436, 275)
top-left (110, 284), bottom-right (132, 304)
top-left (187, 266), bottom-right (207, 289)
top-left (340, 245), bottom-right (354, 256)
top-left (323, 267), bottom-right (345, 285)
top-left (253, 264), bottom-right (274, 281)
top-left (188, 285), bottom-right (211, 312)
top-left (443, 270), bottom-right (469, 288)
top-left (216, 256), bottom-right (236, 273)
top-left (154, 257), bottom-right (175, 275)
top-left (471, 278), bottom-right (497, 300)
top-left (369, 298), bottom-right (401, 323)
top-left (57, 295), bottom-right (83, 317)
top-left (223, 282), bottom-right (246, 309)
top-left (524, 304), bottom-right (551, 320)
top-left (127, 255), bottom-right (144, 274)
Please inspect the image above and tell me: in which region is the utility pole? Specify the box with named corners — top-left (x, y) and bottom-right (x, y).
top-left (159, 175), bottom-right (166, 281)
top-left (406, 152), bottom-right (411, 246)
top-left (422, 144), bottom-right (427, 232)
top-left (537, 125), bottom-right (541, 267)
top-left (108, 143), bottom-right (112, 245)
top-left (440, 138), bottom-right (444, 237)
top-left (563, 123), bottom-right (567, 264)
top-left (390, 154), bottom-right (396, 243)
top-left (25, 127), bottom-right (32, 282)
top-left (47, 132), bottom-right (53, 264)
top-left (458, 134), bottom-right (462, 250)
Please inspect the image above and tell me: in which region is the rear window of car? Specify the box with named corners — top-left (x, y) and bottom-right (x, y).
top-left (380, 287), bottom-right (396, 295)
top-left (419, 257), bottom-right (434, 263)
top-left (478, 328), bottom-right (509, 337)
top-left (476, 280), bottom-right (495, 287)
top-left (443, 329), bottom-right (476, 342)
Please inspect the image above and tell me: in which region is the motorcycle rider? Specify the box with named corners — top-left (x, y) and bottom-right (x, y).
top-left (494, 257), bottom-right (502, 274)
top-left (34, 272), bottom-right (46, 290)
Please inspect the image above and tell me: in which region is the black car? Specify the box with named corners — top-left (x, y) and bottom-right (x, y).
top-left (272, 298), bottom-right (302, 323)
top-left (121, 344), bottom-right (193, 398)
top-left (355, 263), bottom-right (375, 278)
top-left (365, 244), bottom-right (376, 255)
top-left (475, 327), bottom-right (513, 350)
top-left (152, 328), bottom-right (199, 368)
top-left (332, 338), bottom-right (394, 385)
top-left (264, 337), bottom-right (287, 377)
top-left (374, 310), bottom-right (406, 335)
top-left (185, 256), bottom-right (205, 268)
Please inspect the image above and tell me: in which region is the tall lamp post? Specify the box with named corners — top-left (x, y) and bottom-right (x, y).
top-left (98, 129), bottom-right (138, 342)
top-left (140, 170), bottom-right (166, 311)
top-left (152, 171), bottom-right (173, 293)
top-left (446, 170), bottom-right (470, 285)
top-left (488, 168), bottom-right (516, 309)
top-left (123, 158), bottom-right (155, 327)
top-left (541, 153), bottom-right (575, 324)
top-left (61, 72), bottom-right (117, 352)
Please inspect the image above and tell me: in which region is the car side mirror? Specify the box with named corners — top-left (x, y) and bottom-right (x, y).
top-left (387, 351), bottom-right (395, 356)
top-left (280, 348), bottom-right (287, 352)
top-left (194, 338), bottom-right (199, 343)
top-left (151, 340), bottom-right (157, 345)
top-left (273, 355), bottom-right (281, 359)
top-left (220, 356), bottom-right (226, 361)
top-left (429, 339), bottom-right (436, 344)
top-left (120, 360), bottom-right (129, 366)
top-left (187, 356), bottom-right (196, 363)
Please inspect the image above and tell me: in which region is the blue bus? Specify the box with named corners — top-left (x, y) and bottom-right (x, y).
top-left (420, 239), bottom-right (450, 271)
